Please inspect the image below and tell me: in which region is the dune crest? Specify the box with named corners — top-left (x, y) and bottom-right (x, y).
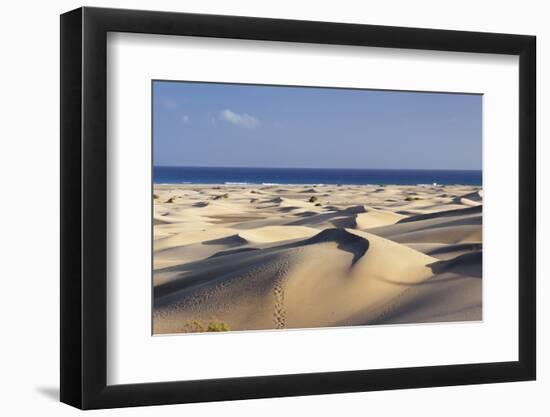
top-left (239, 225), bottom-right (318, 243)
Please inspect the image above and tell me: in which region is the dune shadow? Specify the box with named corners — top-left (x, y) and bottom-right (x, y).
top-left (428, 251), bottom-right (482, 278)
top-left (292, 211), bottom-right (319, 218)
top-left (397, 205), bottom-right (482, 224)
top-left (209, 247), bottom-right (260, 259)
top-left (427, 243), bottom-right (482, 256)
top-left (287, 205), bottom-right (366, 227)
top-left (202, 234), bottom-right (248, 246)
top-left (277, 206), bottom-right (301, 213)
top-left (292, 228), bottom-right (370, 266)
top-left (331, 216), bottom-right (357, 228)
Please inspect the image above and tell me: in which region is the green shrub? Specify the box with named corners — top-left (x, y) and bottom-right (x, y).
top-left (180, 320), bottom-right (231, 333)
top-left (207, 322), bottom-right (231, 332)
top-left (181, 320), bottom-right (204, 333)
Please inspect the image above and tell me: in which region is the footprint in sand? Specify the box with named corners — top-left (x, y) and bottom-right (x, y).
top-left (273, 280), bottom-right (286, 329)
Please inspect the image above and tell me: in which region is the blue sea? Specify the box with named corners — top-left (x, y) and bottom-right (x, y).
top-left (154, 166), bottom-right (482, 186)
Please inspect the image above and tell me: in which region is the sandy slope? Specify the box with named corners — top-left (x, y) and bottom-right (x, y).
top-left (153, 184), bottom-right (482, 334)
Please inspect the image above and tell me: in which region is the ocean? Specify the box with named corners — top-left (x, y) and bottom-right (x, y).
top-left (154, 166), bottom-right (482, 186)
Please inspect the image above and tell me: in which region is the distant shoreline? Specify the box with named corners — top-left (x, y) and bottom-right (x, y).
top-left (154, 182), bottom-right (482, 187)
top-left (153, 166), bottom-right (482, 187)
top-left (154, 165), bottom-right (482, 172)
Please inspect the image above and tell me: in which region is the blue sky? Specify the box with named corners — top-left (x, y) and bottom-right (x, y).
top-left (153, 81), bottom-right (482, 170)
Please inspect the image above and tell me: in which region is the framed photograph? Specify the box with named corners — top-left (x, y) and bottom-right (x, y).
top-left (60, 6), bottom-right (536, 409)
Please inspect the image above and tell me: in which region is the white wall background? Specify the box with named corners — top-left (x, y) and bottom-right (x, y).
top-left (0, 0), bottom-right (545, 415)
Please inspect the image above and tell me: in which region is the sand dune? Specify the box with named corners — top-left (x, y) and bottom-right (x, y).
top-left (366, 205), bottom-right (482, 244)
top-left (153, 184), bottom-right (482, 333)
top-left (405, 242), bottom-right (482, 260)
top-left (371, 252), bottom-right (482, 324)
top-left (239, 225), bottom-right (318, 243)
top-left (355, 208), bottom-right (407, 228)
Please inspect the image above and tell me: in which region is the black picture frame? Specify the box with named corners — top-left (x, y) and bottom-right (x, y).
top-left (60, 6), bottom-right (536, 410)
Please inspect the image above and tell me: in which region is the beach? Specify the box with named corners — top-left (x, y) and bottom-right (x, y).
top-left (153, 183), bottom-right (482, 334)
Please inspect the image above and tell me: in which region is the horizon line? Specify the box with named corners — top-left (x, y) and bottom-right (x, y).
top-left (153, 165), bottom-right (482, 172)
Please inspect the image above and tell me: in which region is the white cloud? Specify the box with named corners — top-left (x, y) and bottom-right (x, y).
top-left (162, 98), bottom-right (178, 109)
top-left (220, 109), bottom-right (259, 129)
top-left (181, 115), bottom-right (190, 124)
